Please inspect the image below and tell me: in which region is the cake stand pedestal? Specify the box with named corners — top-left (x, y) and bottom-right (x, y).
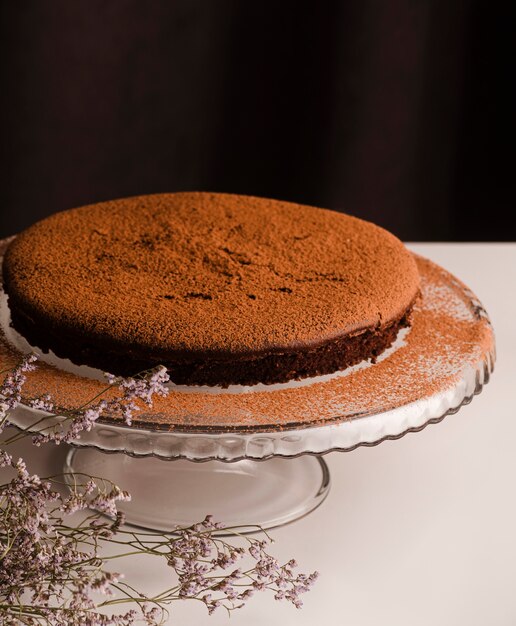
top-left (64, 449), bottom-right (330, 531)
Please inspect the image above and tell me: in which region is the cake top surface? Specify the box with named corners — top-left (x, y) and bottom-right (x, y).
top-left (3, 192), bottom-right (420, 356)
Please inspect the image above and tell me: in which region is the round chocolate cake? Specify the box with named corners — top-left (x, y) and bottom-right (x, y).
top-left (2, 192), bottom-right (420, 386)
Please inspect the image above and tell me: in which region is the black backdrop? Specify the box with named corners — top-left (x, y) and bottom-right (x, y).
top-left (1, 1), bottom-right (514, 241)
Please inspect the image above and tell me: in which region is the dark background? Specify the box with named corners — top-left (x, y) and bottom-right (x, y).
top-left (1, 1), bottom-right (514, 241)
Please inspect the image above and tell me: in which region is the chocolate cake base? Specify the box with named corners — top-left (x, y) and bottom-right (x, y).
top-left (8, 301), bottom-right (413, 386)
top-left (2, 193), bottom-right (421, 387)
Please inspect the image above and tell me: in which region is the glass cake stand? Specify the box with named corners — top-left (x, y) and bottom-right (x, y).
top-left (10, 358), bottom-right (491, 532)
top-left (0, 246), bottom-right (495, 532)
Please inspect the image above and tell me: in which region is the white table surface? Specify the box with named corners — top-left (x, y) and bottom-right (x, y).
top-left (2, 243), bottom-right (515, 626)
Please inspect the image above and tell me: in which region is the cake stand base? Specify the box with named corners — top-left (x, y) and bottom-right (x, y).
top-left (64, 448), bottom-right (330, 533)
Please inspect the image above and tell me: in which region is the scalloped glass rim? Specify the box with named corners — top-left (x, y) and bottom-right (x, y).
top-left (9, 348), bottom-right (493, 461)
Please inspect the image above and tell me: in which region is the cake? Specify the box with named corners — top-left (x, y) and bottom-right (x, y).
top-left (2, 192), bottom-right (420, 386)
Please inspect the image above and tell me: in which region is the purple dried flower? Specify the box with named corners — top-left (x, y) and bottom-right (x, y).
top-left (105, 365), bottom-right (169, 426)
top-left (0, 353), bottom-right (38, 431)
top-left (1, 357), bottom-right (317, 623)
top-left (29, 393), bottom-right (55, 412)
top-left (30, 364), bottom-right (170, 444)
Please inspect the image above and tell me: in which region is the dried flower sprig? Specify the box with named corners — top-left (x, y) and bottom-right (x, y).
top-left (0, 353), bottom-right (38, 431)
top-left (1, 354), bottom-right (170, 446)
top-left (0, 355), bottom-right (318, 624)
top-left (33, 365), bottom-right (168, 447)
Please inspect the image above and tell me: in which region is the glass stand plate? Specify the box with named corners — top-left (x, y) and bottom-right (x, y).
top-left (0, 239), bottom-right (495, 532)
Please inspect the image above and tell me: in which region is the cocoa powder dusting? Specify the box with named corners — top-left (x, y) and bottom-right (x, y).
top-left (2, 192), bottom-right (419, 358)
